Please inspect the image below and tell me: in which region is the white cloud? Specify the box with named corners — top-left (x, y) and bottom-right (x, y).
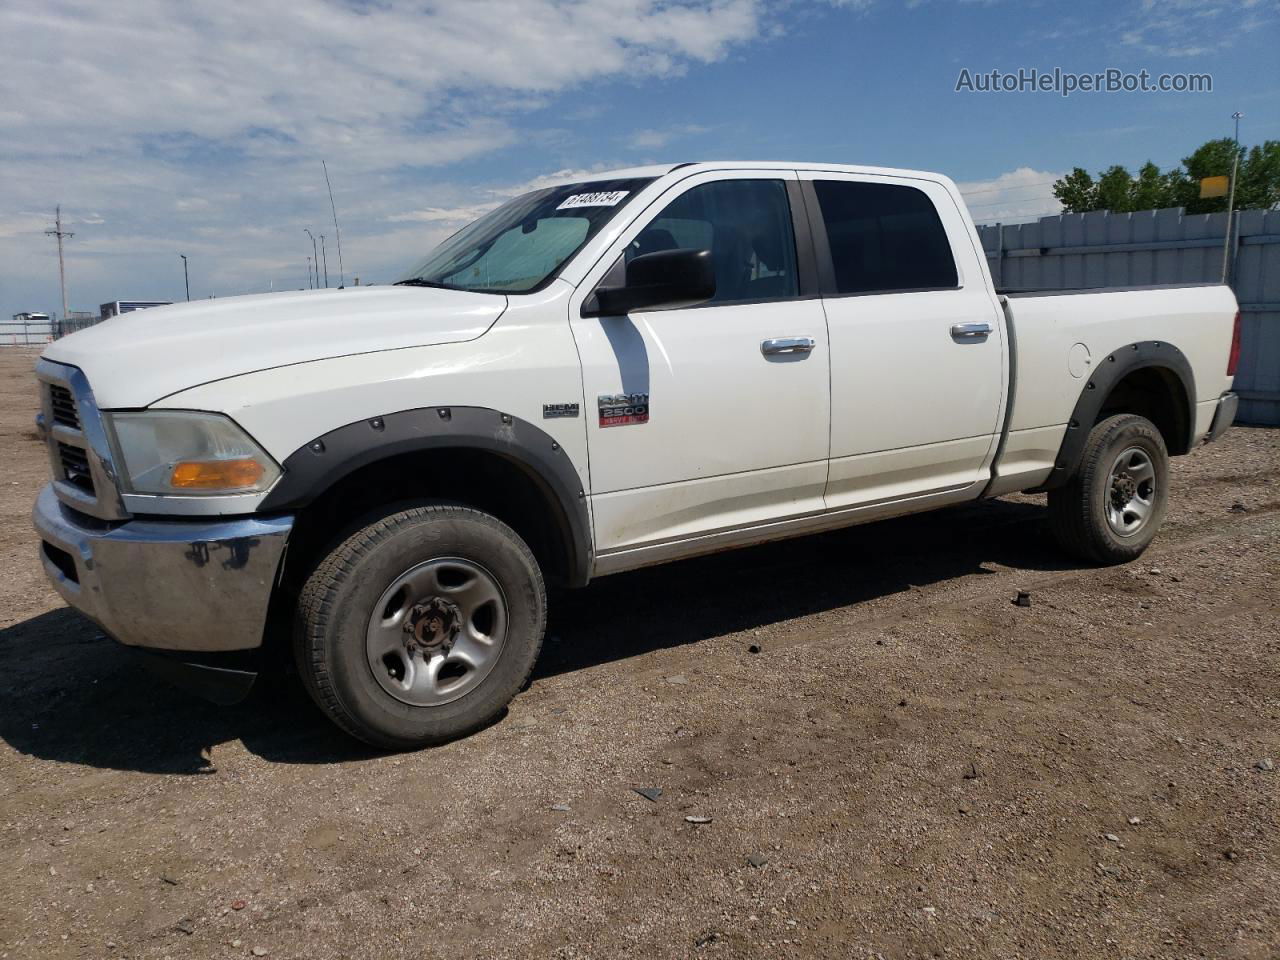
top-left (4, 2), bottom-right (762, 156)
top-left (1121, 0), bottom-right (1268, 56)
top-left (386, 203), bottom-right (501, 225)
top-left (492, 168), bottom-right (613, 196)
top-left (625, 124), bottom-right (711, 151)
top-left (384, 165), bottom-right (631, 228)
top-left (0, 0), bottom-right (765, 312)
top-left (957, 167), bottom-right (1064, 224)
top-left (0, 213), bottom-right (51, 240)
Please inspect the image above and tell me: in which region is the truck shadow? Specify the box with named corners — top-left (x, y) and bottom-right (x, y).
top-left (0, 497), bottom-right (1064, 773)
top-left (536, 495), bottom-right (1062, 679)
top-left (0, 606), bottom-right (372, 774)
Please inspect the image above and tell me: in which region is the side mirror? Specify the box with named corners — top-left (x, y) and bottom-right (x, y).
top-left (583, 248), bottom-right (715, 317)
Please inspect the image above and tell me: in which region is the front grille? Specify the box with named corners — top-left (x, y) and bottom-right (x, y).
top-left (38, 359), bottom-right (126, 521)
top-left (56, 441), bottom-right (95, 495)
top-left (48, 384), bottom-right (80, 429)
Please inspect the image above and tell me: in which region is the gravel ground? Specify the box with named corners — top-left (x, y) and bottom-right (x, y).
top-left (0, 347), bottom-right (1276, 960)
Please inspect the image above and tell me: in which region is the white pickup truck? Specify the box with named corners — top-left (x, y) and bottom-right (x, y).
top-left (32, 162), bottom-right (1240, 748)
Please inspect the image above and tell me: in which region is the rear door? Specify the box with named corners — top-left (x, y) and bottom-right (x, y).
top-left (568, 171), bottom-right (831, 562)
top-left (800, 172), bottom-right (1005, 510)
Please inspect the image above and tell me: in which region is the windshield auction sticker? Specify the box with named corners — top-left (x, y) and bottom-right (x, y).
top-left (557, 191), bottom-right (629, 210)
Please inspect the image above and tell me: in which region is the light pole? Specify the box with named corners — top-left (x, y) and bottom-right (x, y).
top-left (1222, 111), bottom-right (1243, 284)
top-left (319, 234), bottom-right (329, 288)
top-left (304, 228), bottom-right (319, 290)
top-left (323, 160), bottom-right (345, 286)
top-left (307, 256), bottom-right (313, 289)
top-left (179, 254), bottom-right (190, 301)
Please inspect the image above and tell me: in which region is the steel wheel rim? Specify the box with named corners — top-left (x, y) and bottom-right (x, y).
top-left (1105, 446), bottom-right (1156, 538)
top-left (366, 557), bottom-right (508, 707)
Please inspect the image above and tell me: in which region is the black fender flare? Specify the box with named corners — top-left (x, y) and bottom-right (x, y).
top-left (257, 406), bottom-right (592, 586)
top-left (1037, 340), bottom-right (1195, 492)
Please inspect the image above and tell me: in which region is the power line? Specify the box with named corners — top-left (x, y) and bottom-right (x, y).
top-left (959, 177), bottom-right (1059, 199)
top-left (971, 206), bottom-right (1065, 226)
top-left (965, 192), bottom-right (1060, 210)
top-left (970, 198), bottom-right (1065, 221)
top-left (44, 205), bottom-right (74, 321)
top-left (972, 214), bottom-right (1059, 226)
top-left (971, 199), bottom-right (1062, 215)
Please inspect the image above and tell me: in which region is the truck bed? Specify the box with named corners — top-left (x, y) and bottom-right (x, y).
top-left (984, 282), bottom-right (1238, 497)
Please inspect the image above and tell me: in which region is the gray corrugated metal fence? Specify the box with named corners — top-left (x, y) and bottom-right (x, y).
top-left (978, 207), bottom-right (1280, 425)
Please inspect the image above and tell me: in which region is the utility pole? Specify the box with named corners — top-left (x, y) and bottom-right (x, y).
top-left (304, 228), bottom-right (319, 290)
top-left (319, 234), bottom-right (329, 288)
top-left (179, 254), bottom-right (190, 301)
top-left (44, 205), bottom-right (74, 321)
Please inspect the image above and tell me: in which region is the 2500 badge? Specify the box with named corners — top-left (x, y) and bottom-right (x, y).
top-left (598, 393), bottom-right (649, 427)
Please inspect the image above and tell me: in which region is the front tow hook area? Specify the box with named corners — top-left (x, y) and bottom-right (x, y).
top-left (128, 647), bottom-right (260, 706)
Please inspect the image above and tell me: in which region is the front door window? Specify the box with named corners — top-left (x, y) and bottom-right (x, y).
top-left (629, 179), bottom-right (799, 305)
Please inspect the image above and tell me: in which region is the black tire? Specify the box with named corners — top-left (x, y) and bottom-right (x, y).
top-left (1047, 413), bottom-right (1169, 565)
top-left (295, 503), bottom-right (546, 749)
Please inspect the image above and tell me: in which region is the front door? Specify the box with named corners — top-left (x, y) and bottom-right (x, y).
top-left (568, 171), bottom-right (831, 563)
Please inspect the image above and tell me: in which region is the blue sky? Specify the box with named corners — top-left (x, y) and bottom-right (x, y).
top-left (2, 0), bottom-right (1277, 323)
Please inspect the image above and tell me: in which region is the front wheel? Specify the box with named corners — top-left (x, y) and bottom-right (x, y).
top-left (1047, 413), bottom-right (1170, 565)
top-left (295, 504), bottom-right (546, 749)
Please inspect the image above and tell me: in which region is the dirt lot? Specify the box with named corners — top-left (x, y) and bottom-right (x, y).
top-left (0, 347), bottom-right (1276, 960)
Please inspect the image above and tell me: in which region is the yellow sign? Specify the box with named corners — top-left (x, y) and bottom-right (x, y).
top-left (1199, 175), bottom-right (1230, 199)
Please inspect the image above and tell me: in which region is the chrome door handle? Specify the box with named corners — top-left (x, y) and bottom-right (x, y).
top-left (951, 322), bottom-right (992, 341)
top-left (761, 336), bottom-right (816, 356)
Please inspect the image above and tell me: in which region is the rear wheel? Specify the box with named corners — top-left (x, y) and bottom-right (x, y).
top-left (1047, 414), bottom-right (1169, 565)
top-left (295, 504), bottom-right (546, 749)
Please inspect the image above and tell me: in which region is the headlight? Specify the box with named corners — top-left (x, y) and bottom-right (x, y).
top-left (105, 411), bottom-right (281, 496)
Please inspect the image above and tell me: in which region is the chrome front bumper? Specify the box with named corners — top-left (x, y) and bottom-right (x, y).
top-left (33, 484), bottom-right (293, 652)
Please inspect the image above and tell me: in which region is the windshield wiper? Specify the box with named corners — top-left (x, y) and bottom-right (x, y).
top-left (395, 278), bottom-right (460, 290)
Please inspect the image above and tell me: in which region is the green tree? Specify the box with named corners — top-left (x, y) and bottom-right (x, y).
top-left (1237, 141), bottom-right (1280, 211)
top-left (1096, 165), bottom-right (1135, 212)
top-left (1053, 168), bottom-right (1097, 213)
top-left (1180, 138), bottom-right (1241, 213)
top-left (1160, 167), bottom-right (1196, 211)
top-left (1050, 138), bottom-right (1280, 214)
top-left (1131, 161), bottom-right (1168, 211)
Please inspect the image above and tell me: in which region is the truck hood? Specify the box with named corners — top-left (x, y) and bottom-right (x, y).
top-left (42, 285), bottom-right (507, 408)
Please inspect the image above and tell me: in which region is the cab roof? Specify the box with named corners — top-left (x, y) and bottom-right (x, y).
top-left (562, 161), bottom-right (951, 186)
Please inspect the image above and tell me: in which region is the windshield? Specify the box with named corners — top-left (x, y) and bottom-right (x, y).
top-left (397, 177), bottom-right (654, 294)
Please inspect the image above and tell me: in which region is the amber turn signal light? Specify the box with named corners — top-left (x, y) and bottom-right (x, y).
top-left (169, 458), bottom-right (266, 490)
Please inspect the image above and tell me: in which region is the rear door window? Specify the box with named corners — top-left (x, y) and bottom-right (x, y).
top-left (812, 181), bottom-right (958, 295)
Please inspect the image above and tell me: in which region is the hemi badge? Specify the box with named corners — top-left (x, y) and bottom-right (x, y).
top-left (543, 403), bottom-right (580, 419)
